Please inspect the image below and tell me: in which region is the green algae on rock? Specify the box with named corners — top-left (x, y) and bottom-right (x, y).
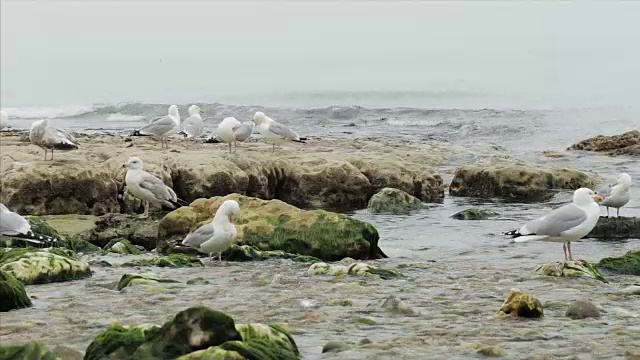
top-left (567, 130), bottom-right (640, 156)
top-left (0, 342), bottom-right (60, 360)
top-left (588, 217), bottom-right (640, 240)
top-left (235, 323), bottom-right (299, 357)
top-left (83, 324), bottom-right (159, 360)
top-left (105, 239), bottom-right (143, 255)
top-left (158, 194), bottom-right (386, 261)
top-left (367, 187), bottom-right (423, 214)
top-left (0, 247), bottom-right (92, 285)
top-left (597, 250), bottom-right (640, 275)
top-left (222, 245), bottom-right (321, 263)
top-left (535, 260), bottom-right (608, 283)
top-left (307, 261), bottom-right (403, 279)
top-left (497, 289), bottom-right (543, 318)
top-left (322, 341), bottom-right (354, 353)
top-left (121, 254), bottom-right (203, 268)
top-left (77, 213), bottom-right (159, 250)
top-left (449, 157), bottom-right (600, 202)
top-left (0, 217), bottom-right (101, 253)
top-left (0, 269), bottom-right (32, 312)
top-left (451, 208), bottom-right (499, 220)
top-left (116, 272), bottom-right (181, 291)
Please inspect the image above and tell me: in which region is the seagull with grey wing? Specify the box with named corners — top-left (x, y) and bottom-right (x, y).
top-left (179, 104), bottom-right (205, 146)
top-left (504, 188), bottom-right (603, 261)
top-left (180, 200), bottom-right (240, 264)
top-left (216, 117), bottom-right (255, 153)
top-left (596, 173), bottom-right (631, 217)
top-left (252, 111), bottom-right (306, 152)
top-left (29, 119), bottom-right (79, 160)
top-left (123, 156), bottom-right (187, 218)
top-left (1, 203), bottom-right (60, 246)
top-left (136, 105), bottom-right (180, 148)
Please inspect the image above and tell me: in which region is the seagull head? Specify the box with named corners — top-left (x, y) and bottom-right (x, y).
top-left (168, 105), bottom-right (179, 117)
top-left (252, 111), bottom-right (268, 125)
top-left (618, 173), bottom-right (631, 187)
top-left (124, 156), bottom-right (144, 170)
top-left (188, 105), bottom-right (204, 116)
top-left (573, 187), bottom-right (603, 206)
top-left (219, 199), bottom-right (240, 222)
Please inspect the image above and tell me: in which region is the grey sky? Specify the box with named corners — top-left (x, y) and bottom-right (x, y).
top-left (1, 1), bottom-right (639, 107)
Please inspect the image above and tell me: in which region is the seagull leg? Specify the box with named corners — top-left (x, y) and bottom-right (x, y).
top-left (51, 148), bottom-right (54, 160)
top-left (43, 149), bottom-right (47, 161)
top-left (209, 253), bottom-right (213, 265)
top-left (138, 201), bottom-right (149, 219)
top-left (228, 142), bottom-right (232, 153)
top-left (567, 242), bottom-right (573, 261)
top-left (606, 207), bottom-right (610, 218)
top-left (218, 252), bottom-right (222, 264)
top-left (234, 141), bottom-right (237, 153)
top-left (563, 243), bottom-right (568, 261)
top-left (272, 144), bottom-right (276, 152)
top-left (617, 208), bottom-right (620, 217)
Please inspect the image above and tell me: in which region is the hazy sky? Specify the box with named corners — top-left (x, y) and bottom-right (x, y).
top-left (2, 1), bottom-right (639, 108)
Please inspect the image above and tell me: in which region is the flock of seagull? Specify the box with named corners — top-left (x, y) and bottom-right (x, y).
top-left (0, 106), bottom-right (635, 263)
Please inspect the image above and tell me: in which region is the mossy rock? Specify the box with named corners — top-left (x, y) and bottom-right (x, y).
top-left (367, 187), bottom-right (423, 214)
top-left (130, 307), bottom-right (243, 359)
top-left (1, 217), bottom-right (101, 253)
top-left (121, 254), bottom-right (203, 268)
top-left (158, 194), bottom-right (386, 261)
top-left (83, 324), bottom-right (160, 360)
top-left (451, 208), bottom-right (499, 220)
top-left (567, 130), bottom-right (640, 156)
top-left (497, 289), bottom-right (543, 318)
top-left (179, 338), bottom-right (300, 360)
top-left (322, 341), bottom-right (354, 353)
top-left (588, 217), bottom-right (640, 240)
top-left (0, 269), bottom-right (32, 312)
top-left (307, 261), bottom-right (403, 280)
top-left (223, 245), bottom-right (321, 263)
top-left (597, 249), bottom-right (640, 275)
top-left (448, 158), bottom-right (600, 202)
top-left (105, 239), bottom-right (143, 255)
top-left (116, 272), bottom-right (181, 291)
top-left (535, 260), bottom-right (608, 283)
top-left (0, 247), bottom-right (92, 285)
top-left (77, 213), bottom-right (158, 250)
top-left (0, 342), bottom-right (60, 360)
top-left (235, 323), bottom-right (299, 357)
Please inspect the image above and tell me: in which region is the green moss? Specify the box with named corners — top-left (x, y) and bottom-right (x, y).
top-left (235, 324), bottom-right (299, 356)
top-left (83, 325), bottom-right (159, 360)
top-left (367, 187), bottom-right (423, 214)
top-left (116, 273), bottom-right (181, 291)
top-left (224, 245), bottom-right (320, 263)
top-left (353, 317), bottom-right (377, 326)
top-left (121, 254), bottom-right (203, 268)
top-left (497, 290), bottom-right (544, 319)
top-left (105, 239), bottom-right (143, 255)
top-left (536, 260), bottom-right (608, 283)
top-left (307, 262), bottom-right (403, 279)
top-left (451, 208), bottom-right (499, 220)
top-left (25, 217), bottom-right (101, 253)
top-left (0, 248), bottom-right (92, 285)
top-left (597, 250), bottom-right (640, 275)
top-left (0, 269), bottom-right (32, 312)
top-left (0, 342), bottom-right (59, 360)
top-left (218, 339), bottom-right (300, 360)
top-left (186, 277), bottom-right (210, 285)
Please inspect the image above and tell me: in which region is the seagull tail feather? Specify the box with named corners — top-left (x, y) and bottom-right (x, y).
top-left (11, 231), bottom-right (60, 246)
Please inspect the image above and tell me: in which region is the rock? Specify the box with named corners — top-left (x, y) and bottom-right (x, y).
top-left (223, 245), bottom-right (321, 263)
top-left (597, 250), bottom-right (640, 275)
top-left (158, 194), bottom-right (386, 261)
top-left (83, 324), bottom-right (160, 360)
top-left (497, 289), bottom-right (544, 318)
top-left (565, 300), bottom-right (601, 319)
top-left (0, 342), bottom-right (60, 360)
top-left (186, 277), bottom-right (210, 285)
top-left (116, 272), bottom-right (181, 291)
top-left (535, 260), bottom-right (608, 283)
top-left (451, 208), bottom-right (499, 220)
top-left (567, 130), bottom-right (640, 156)
top-left (0, 135), bottom-right (446, 214)
top-left (307, 262), bottom-right (402, 279)
top-left (322, 341), bottom-right (354, 353)
top-left (234, 323), bottom-right (299, 356)
top-left (367, 187), bottom-right (423, 214)
top-left (77, 214), bottom-right (158, 250)
top-left (588, 217), bottom-right (640, 240)
top-left (380, 295), bottom-right (416, 315)
top-left (50, 345), bottom-right (84, 360)
top-left (0, 216), bottom-right (101, 253)
top-left (0, 248), bottom-right (92, 284)
top-left (105, 239), bottom-right (143, 255)
top-left (0, 269), bottom-right (32, 312)
top-left (477, 346), bottom-right (507, 357)
top-left (121, 254), bottom-right (203, 268)
top-left (614, 285), bottom-right (640, 296)
top-left (449, 158), bottom-right (600, 201)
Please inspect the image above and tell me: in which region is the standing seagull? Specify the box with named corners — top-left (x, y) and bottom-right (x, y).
top-left (123, 156), bottom-right (186, 218)
top-left (217, 117), bottom-right (255, 153)
top-left (0, 110), bottom-right (8, 130)
top-left (252, 111), bottom-right (305, 152)
top-left (1, 203), bottom-right (59, 246)
top-left (180, 200), bottom-right (240, 264)
top-left (29, 119), bottom-right (79, 160)
top-left (504, 188), bottom-right (603, 261)
top-left (596, 173), bottom-right (632, 217)
top-left (181, 105), bottom-right (205, 145)
top-left (137, 105), bottom-right (180, 148)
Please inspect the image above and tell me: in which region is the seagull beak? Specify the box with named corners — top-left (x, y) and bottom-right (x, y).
top-left (122, 164), bottom-right (127, 168)
top-left (199, 107), bottom-right (205, 114)
top-left (593, 195), bottom-right (604, 202)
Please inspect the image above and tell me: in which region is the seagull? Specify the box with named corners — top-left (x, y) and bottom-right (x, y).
top-left (217, 117), bottom-right (255, 153)
top-left (0, 203), bottom-right (60, 246)
top-left (0, 110), bottom-right (8, 130)
top-left (29, 119), bottom-right (79, 160)
top-left (180, 200), bottom-right (240, 264)
top-left (252, 111), bottom-right (305, 152)
top-left (123, 156), bottom-right (187, 218)
top-left (504, 188), bottom-right (603, 261)
top-left (137, 105), bottom-right (180, 148)
top-left (181, 105), bottom-right (205, 145)
top-left (596, 173), bottom-right (632, 217)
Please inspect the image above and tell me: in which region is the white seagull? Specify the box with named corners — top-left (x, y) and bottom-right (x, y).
top-left (137, 105), bottom-right (181, 148)
top-left (596, 173), bottom-right (632, 217)
top-left (0, 203), bottom-right (59, 245)
top-left (181, 105), bottom-right (205, 145)
top-left (252, 111), bottom-right (305, 152)
top-left (505, 188), bottom-right (603, 261)
top-left (180, 200), bottom-right (240, 264)
top-left (217, 117), bottom-right (255, 153)
top-left (0, 110), bottom-right (8, 130)
top-left (123, 156), bottom-right (186, 218)
top-left (29, 119), bottom-right (79, 160)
